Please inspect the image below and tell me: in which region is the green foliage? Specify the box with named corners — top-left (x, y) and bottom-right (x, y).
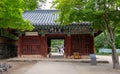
top-left (115, 31), bottom-right (120, 48)
top-left (51, 39), bottom-right (64, 52)
top-left (53, 0), bottom-right (120, 47)
top-left (51, 39), bottom-right (64, 49)
top-left (0, 0), bottom-right (43, 31)
top-left (95, 33), bottom-right (106, 49)
top-left (95, 32), bottom-right (120, 50)
top-left (0, 29), bottom-right (17, 39)
top-left (95, 32), bottom-right (112, 50)
top-left (53, 0), bottom-right (120, 30)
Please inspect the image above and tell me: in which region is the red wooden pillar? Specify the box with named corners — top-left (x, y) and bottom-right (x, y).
top-left (90, 35), bottom-right (94, 54)
top-left (39, 35), bottom-right (42, 56)
top-left (65, 34), bottom-right (71, 58)
top-left (18, 35), bottom-right (22, 57)
top-left (40, 35), bottom-right (47, 57)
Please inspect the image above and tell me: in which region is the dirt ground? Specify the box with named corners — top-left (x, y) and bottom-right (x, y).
top-left (0, 60), bottom-right (37, 74)
top-left (0, 55), bottom-right (120, 74)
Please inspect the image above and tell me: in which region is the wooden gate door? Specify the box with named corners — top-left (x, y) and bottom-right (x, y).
top-left (71, 34), bottom-right (92, 55)
top-left (21, 36), bottom-right (41, 55)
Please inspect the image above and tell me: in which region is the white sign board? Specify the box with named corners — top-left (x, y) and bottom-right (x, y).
top-left (25, 32), bottom-right (38, 36)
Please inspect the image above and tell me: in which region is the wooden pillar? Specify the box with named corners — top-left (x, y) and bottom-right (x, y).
top-left (39, 35), bottom-right (42, 56)
top-left (41, 35), bottom-right (47, 57)
top-left (18, 35), bottom-right (22, 57)
top-left (65, 34), bottom-right (71, 58)
top-left (90, 35), bottom-right (94, 54)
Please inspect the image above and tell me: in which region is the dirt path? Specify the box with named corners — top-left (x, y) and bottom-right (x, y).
top-left (8, 62), bottom-right (37, 74)
top-left (0, 55), bottom-right (120, 74)
top-left (6, 62), bottom-right (120, 74)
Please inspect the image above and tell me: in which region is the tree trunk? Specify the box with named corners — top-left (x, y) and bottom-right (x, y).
top-left (104, 18), bottom-right (120, 68)
top-left (111, 43), bottom-right (119, 69)
top-left (110, 29), bottom-right (120, 69)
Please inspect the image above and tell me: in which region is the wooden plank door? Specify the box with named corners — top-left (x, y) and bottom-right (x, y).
top-left (21, 36), bottom-right (41, 55)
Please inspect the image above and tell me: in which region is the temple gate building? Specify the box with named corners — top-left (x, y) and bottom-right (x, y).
top-left (18, 10), bottom-right (101, 58)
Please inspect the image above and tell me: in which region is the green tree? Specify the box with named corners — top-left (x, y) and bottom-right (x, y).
top-left (95, 33), bottom-right (106, 50)
top-left (0, 0), bottom-right (43, 31)
top-left (115, 29), bottom-right (120, 48)
top-left (53, 0), bottom-right (120, 68)
top-left (51, 39), bottom-right (64, 48)
top-left (51, 39), bottom-right (64, 52)
top-left (95, 31), bottom-right (120, 53)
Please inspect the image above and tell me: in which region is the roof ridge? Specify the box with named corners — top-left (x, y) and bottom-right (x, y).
top-left (35, 9), bottom-right (59, 11)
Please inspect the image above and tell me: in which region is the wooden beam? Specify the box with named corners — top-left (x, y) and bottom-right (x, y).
top-left (18, 35), bottom-right (22, 57)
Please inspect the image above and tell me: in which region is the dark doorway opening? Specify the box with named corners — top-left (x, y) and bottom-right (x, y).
top-left (47, 38), bottom-right (65, 58)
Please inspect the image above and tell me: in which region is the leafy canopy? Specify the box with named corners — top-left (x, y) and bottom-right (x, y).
top-left (0, 0), bottom-right (42, 31)
top-left (53, 0), bottom-right (120, 30)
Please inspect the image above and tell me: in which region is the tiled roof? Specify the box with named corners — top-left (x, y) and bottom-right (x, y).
top-left (23, 10), bottom-right (94, 34)
top-left (23, 9), bottom-right (91, 26)
top-left (23, 9), bottom-right (60, 25)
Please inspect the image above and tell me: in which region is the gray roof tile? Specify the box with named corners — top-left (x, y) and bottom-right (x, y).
top-left (23, 9), bottom-right (91, 26)
top-left (23, 9), bottom-right (60, 25)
